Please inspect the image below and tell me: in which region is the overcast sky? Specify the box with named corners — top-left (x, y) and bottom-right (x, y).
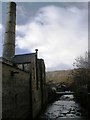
top-left (1, 0), bottom-right (90, 2)
top-left (1, 1), bottom-right (88, 71)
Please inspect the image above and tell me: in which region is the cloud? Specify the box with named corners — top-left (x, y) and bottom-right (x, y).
top-left (17, 4), bottom-right (27, 18)
top-left (0, 24), bottom-right (2, 30)
top-left (16, 5), bottom-right (88, 71)
top-left (16, 4), bottom-right (30, 25)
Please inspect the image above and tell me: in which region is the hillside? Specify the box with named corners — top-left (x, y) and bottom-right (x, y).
top-left (46, 69), bottom-right (74, 86)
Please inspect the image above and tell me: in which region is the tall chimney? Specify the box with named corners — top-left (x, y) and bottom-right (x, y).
top-left (3, 2), bottom-right (16, 60)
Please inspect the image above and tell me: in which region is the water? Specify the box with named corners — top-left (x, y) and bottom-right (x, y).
top-left (40, 94), bottom-right (88, 120)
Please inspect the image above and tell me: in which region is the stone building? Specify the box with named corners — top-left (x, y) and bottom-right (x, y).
top-left (1, 2), bottom-right (47, 119)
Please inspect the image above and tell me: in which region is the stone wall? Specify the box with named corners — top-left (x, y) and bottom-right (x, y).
top-left (1, 58), bottom-right (47, 119)
top-left (0, 61), bottom-right (2, 119)
top-left (2, 62), bottom-right (31, 119)
top-left (38, 59), bottom-right (47, 107)
top-left (32, 89), bottom-right (42, 118)
top-left (31, 59), bottom-right (47, 119)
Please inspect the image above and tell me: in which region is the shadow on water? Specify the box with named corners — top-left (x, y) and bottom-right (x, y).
top-left (39, 94), bottom-right (88, 120)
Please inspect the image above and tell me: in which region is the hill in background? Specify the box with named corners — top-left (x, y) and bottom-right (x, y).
top-left (46, 69), bottom-right (74, 87)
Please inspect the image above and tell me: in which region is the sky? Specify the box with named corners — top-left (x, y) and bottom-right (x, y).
top-left (1, 1), bottom-right (88, 71)
top-left (1, 0), bottom-right (90, 2)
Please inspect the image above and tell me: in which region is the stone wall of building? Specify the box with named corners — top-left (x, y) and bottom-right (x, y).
top-left (0, 61), bottom-right (2, 119)
top-left (37, 59), bottom-right (47, 107)
top-left (2, 62), bottom-right (31, 119)
top-left (1, 58), bottom-right (47, 119)
top-left (31, 58), bottom-right (47, 119)
top-left (32, 89), bottom-right (42, 118)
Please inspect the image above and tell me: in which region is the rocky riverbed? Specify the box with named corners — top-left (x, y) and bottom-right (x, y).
top-left (39, 94), bottom-right (88, 120)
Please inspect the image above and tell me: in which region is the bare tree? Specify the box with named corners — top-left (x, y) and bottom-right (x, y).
top-left (72, 52), bottom-right (90, 93)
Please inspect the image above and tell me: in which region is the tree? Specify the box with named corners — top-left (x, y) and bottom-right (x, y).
top-left (72, 51), bottom-right (90, 92)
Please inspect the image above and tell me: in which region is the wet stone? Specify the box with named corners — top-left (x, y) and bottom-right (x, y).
top-left (40, 94), bottom-right (88, 120)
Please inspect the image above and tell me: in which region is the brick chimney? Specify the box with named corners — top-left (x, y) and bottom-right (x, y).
top-left (3, 2), bottom-right (16, 60)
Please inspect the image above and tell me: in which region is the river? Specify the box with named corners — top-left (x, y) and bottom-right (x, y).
top-left (39, 94), bottom-right (88, 120)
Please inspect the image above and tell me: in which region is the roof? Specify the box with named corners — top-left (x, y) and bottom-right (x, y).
top-left (1, 57), bottom-right (14, 66)
top-left (12, 53), bottom-right (36, 64)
